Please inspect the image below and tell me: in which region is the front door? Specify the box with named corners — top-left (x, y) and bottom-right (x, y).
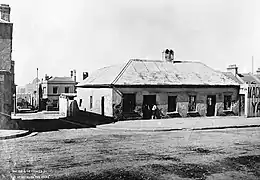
top-left (143, 95), bottom-right (156, 119)
top-left (206, 95), bottom-right (216, 116)
top-left (101, 96), bottom-right (104, 116)
top-left (239, 95), bottom-right (245, 116)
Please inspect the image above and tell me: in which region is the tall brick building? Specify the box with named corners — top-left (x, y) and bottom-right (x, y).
top-left (0, 4), bottom-right (15, 129)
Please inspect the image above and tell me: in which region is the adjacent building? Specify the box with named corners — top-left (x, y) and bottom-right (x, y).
top-left (41, 71), bottom-right (77, 110)
top-left (223, 65), bottom-right (260, 117)
top-left (0, 4), bottom-right (14, 125)
top-left (16, 78), bottom-right (40, 109)
top-left (76, 54), bottom-right (240, 120)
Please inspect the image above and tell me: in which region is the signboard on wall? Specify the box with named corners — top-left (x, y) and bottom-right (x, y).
top-left (246, 84), bottom-right (260, 117)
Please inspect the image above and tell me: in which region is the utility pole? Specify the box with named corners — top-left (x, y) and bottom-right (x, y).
top-left (36, 68), bottom-right (38, 110)
top-left (252, 56), bottom-right (254, 74)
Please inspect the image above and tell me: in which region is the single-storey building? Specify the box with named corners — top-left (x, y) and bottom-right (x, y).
top-left (76, 57), bottom-right (240, 120)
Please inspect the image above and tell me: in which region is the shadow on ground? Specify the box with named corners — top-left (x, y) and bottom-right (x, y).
top-left (41, 155), bottom-right (260, 180)
top-left (10, 110), bottom-right (116, 132)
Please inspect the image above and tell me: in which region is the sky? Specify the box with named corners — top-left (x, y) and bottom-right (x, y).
top-left (2, 0), bottom-right (260, 86)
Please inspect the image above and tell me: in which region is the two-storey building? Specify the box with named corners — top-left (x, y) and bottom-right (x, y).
top-left (41, 72), bottom-right (76, 110)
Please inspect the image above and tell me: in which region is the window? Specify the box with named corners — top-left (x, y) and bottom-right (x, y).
top-left (123, 94), bottom-right (136, 112)
top-left (65, 87), bottom-right (69, 93)
top-left (53, 100), bottom-right (58, 108)
top-left (79, 99), bottom-right (82, 107)
top-left (168, 96), bottom-right (177, 112)
top-left (90, 96), bottom-right (93, 109)
top-left (188, 95), bottom-right (196, 111)
top-left (43, 87), bottom-right (46, 94)
top-left (224, 95), bottom-right (232, 110)
top-left (53, 87), bottom-right (58, 94)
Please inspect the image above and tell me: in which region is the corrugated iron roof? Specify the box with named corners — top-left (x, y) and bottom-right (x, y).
top-left (239, 73), bottom-right (260, 84)
top-left (222, 72), bottom-right (244, 84)
top-left (48, 77), bottom-right (75, 83)
top-left (77, 59), bottom-right (239, 87)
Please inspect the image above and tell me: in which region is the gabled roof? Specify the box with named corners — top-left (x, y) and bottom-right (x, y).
top-left (47, 77), bottom-right (75, 83)
top-left (78, 59), bottom-right (239, 87)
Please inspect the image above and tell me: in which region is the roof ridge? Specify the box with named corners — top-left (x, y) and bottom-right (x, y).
top-left (111, 59), bottom-right (133, 85)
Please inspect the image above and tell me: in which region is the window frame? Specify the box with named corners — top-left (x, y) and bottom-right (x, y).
top-left (224, 95), bottom-right (232, 111)
top-left (65, 87), bottom-right (70, 93)
top-left (53, 86), bottom-right (58, 94)
top-left (188, 95), bottom-right (197, 112)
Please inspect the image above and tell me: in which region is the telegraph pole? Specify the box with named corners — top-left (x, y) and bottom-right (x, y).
top-left (36, 68), bottom-right (38, 110)
top-left (252, 56), bottom-right (254, 74)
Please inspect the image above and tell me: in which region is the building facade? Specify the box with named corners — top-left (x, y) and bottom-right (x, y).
top-left (16, 78), bottom-right (40, 109)
top-left (41, 73), bottom-right (77, 111)
top-left (223, 65), bottom-right (260, 117)
top-left (76, 59), bottom-right (240, 120)
top-left (0, 4), bottom-right (14, 127)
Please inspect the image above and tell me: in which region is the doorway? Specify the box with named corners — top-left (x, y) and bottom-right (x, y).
top-left (239, 94), bottom-right (245, 116)
top-left (101, 96), bottom-right (104, 116)
top-left (143, 95), bottom-right (156, 119)
top-left (206, 95), bottom-right (216, 116)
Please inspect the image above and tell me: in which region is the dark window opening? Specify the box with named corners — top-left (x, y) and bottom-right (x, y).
top-left (168, 96), bottom-right (177, 112)
top-left (65, 87), bottom-right (69, 93)
top-left (53, 100), bottom-right (58, 108)
top-left (90, 96), bottom-right (93, 109)
top-left (188, 95), bottom-right (196, 111)
top-left (79, 99), bottom-right (82, 107)
top-left (224, 95), bottom-right (232, 110)
top-left (53, 87), bottom-right (58, 94)
top-left (123, 94), bottom-right (136, 112)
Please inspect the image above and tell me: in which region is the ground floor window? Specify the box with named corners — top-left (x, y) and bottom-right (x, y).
top-left (123, 94), bottom-right (136, 112)
top-left (224, 95), bottom-right (232, 110)
top-left (53, 100), bottom-right (58, 108)
top-left (188, 95), bottom-right (196, 111)
top-left (168, 96), bottom-right (177, 112)
top-left (79, 99), bottom-right (82, 107)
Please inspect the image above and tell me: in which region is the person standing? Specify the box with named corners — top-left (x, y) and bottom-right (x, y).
top-left (152, 104), bottom-right (157, 119)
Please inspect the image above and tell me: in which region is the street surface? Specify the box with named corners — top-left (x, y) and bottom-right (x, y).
top-left (0, 127), bottom-right (260, 180)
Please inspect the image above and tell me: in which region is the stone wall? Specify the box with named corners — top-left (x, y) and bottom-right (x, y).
top-left (0, 23), bottom-right (12, 71)
top-left (112, 87), bottom-right (239, 118)
top-left (0, 22), bottom-right (14, 129)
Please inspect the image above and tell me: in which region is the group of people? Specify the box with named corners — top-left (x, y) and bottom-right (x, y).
top-left (142, 104), bottom-right (161, 119)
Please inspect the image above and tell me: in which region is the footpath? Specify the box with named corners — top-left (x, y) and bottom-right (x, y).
top-left (97, 116), bottom-right (260, 132)
top-left (1, 115), bottom-right (260, 140)
top-left (0, 130), bottom-right (32, 140)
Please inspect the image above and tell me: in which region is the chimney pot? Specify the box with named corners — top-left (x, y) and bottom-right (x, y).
top-left (227, 64), bottom-right (238, 75)
top-left (256, 68), bottom-right (260, 75)
top-left (164, 49), bottom-right (174, 62)
top-left (83, 72), bottom-right (88, 80)
top-left (0, 4), bottom-right (10, 22)
top-left (73, 70), bottom-right (76, 82)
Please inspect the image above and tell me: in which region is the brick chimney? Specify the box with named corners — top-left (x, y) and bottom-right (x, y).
top-left (0, 4), bottom-right (11, 22)
top-left (163, 49), bottom-right (174, 62)
top-left (83, 72), bottom-right (88, 80)
top-left (73, 69), bottom-right (76, 82)
top-left (227, 64), bottom-right (238, 75)
top-left (256, 68), bottom-right (260, 75)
